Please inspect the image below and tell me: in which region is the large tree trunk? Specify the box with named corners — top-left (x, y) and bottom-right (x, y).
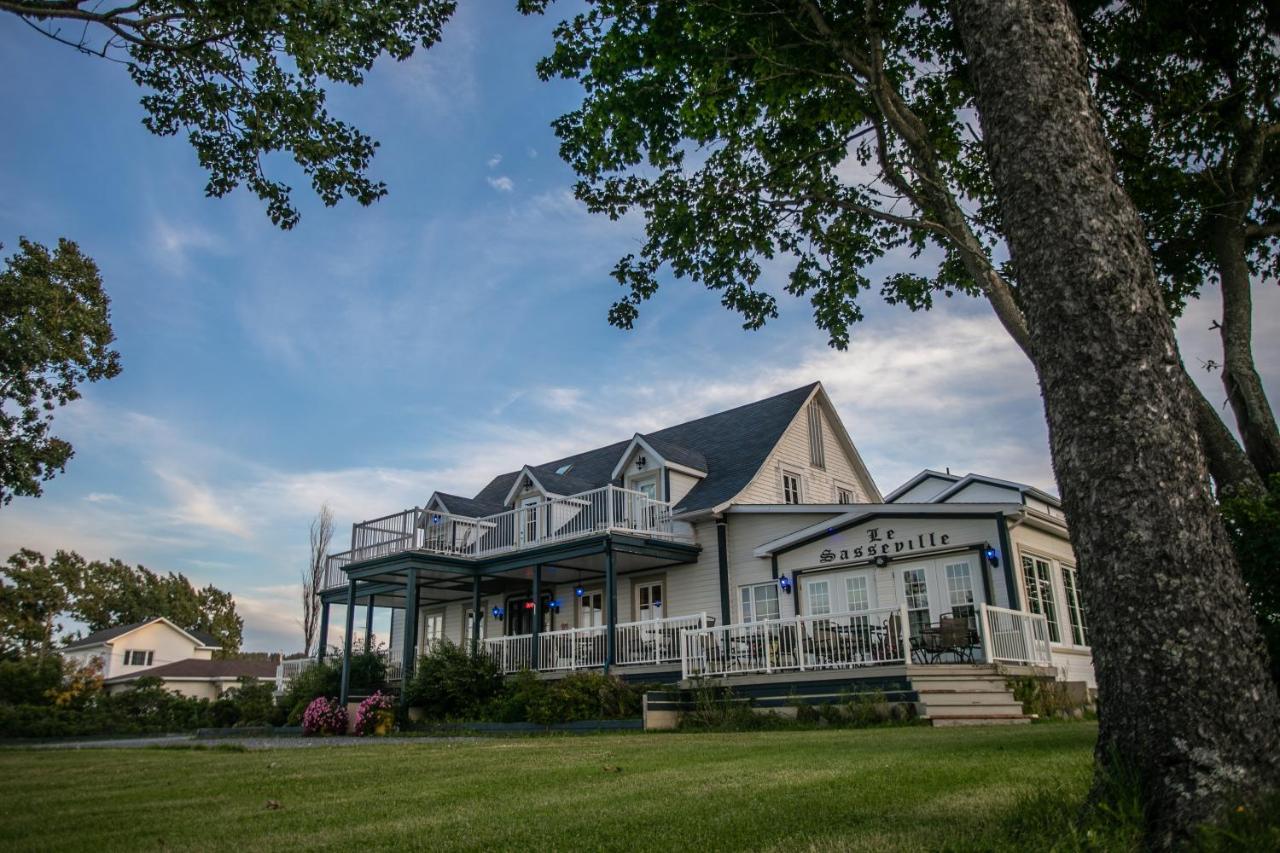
top-left (952, 0), bottom-right (1280, 844)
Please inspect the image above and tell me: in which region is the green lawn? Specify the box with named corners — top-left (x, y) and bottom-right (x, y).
top-left (0, 724), bottom-right (1097, 851)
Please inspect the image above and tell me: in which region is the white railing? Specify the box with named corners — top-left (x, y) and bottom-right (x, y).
top-left (482, 634), bottom-right (534, 675)
top-left (323, 485), bottom-right (684, 590)
top-left (483, 613), bottom-right (710, 674)
top-left (274, 656), bottom-right (319, 691)
top-left (681, 606), bottom-right (910, 679)
top-left (980, 603), bottom-right (1053, 666)
top-left (617, 613), bottom-right (707, 667)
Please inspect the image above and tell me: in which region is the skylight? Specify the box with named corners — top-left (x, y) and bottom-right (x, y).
top-left (555, 463), bottom-right (573, 475)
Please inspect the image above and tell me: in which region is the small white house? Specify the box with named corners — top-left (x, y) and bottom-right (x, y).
top-left (103, 658), bottom-right (279, 701)
top-left (62, 617), bottom-right (220, 680)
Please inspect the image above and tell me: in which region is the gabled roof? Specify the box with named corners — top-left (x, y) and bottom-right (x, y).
top-left (104, 657), bottom-right (277, 684)
top-left (883, 469), bottom-right (961, 503)
top-left (62, 617), bottom-right (221, 651)
top-left (428, 492), bottom-right (507, 518)
top-left (470, 383), bottom-right (823, 515)
top-left (609, 433), bottom-right (709, 480)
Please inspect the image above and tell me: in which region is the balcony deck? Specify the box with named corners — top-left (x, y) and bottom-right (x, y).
top-left (322, 485), bottom-right (690, 592)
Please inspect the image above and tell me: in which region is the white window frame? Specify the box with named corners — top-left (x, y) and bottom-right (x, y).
top-left (419, 609), bottom-right (445, 654)
top-left (123, 649), bottom-right (154, 667)
top-left (1060, 563), bottom-right (1088, 647)
top-left (806, 580), bottom-right (831, 615)
top-left (781, 469), bottom-right (803, 505)
top-left (1020, 551), bottom-right (1062, 644)
top-left (944, 560), bottom-right (977, 628)
top-left (578, 588), bottom-right (605, 628)
top-left (520, 496), bottom-right (540, 544)
top-left (740, 582), bottom-right (780, 623)
top-left (834, 481), bottom-right (855, 504)
top-left (465, 606), bottom-right (487, 642)
top-left (901, 567), bottom-right (932, 639)
top-left (635, 578), bottom-right (665, 621)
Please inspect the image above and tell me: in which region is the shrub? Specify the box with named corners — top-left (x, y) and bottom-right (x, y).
top-left (483, 669), bottom-right (548, 723)
top-left (0, 654), bottom-right (66, 705)
top-left (226, 677), bottom-right (277, 726)
top-left (279, 660), bottom-right (340, 710)
top-left (1220, 475), bottom-right (1280, 689)
top-left (347, 650), bottom-right (389, 695)
top-left (301, 697), bottom-right (347, 736)
top-left (354, 691), bottom-right (395, 736)
top-left (523, 671), bottom-right (643, 725)
top-left (405, 641), bottom-right (504, 721)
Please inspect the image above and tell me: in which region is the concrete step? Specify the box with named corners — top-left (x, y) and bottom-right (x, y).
top-left (920, 692), bottom-right (1024, 708)
top-left (930, 716), bottom-right (1031, 727)
top-left (924, 701), bottom-right (1025, 717)
top-left (911, 679), bottom-right (1012, 692)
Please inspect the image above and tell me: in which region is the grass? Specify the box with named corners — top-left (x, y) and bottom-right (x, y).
top-left (0, 724), bottom-right (1099, 851)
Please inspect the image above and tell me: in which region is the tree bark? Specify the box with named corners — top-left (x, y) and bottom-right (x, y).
top-left (952, 0), bottom-right (1280, 845)
top-left (1213, 217), bottom-right (1280, 479)
top-left (1188, 367), bottom-right (1266, 498)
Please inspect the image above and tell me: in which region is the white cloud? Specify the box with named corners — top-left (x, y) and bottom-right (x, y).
top-left (149, 218), bottom-right (223, 276)
top-left (487, 175), bottom-right (515, 192)
top-left (487, 154), bottom-right (502, 168)
top-left (84, 492), bottom-right (120, 503)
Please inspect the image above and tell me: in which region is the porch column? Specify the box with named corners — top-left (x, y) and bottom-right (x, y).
top-left (401, 568), bottom-right (420, 696)
top-left (605, 545), bottom-right (617, 671)
top-left (363, 598), bottom-right (375, 653)
top-left (531, 564), bottom-right (542, 669)
top-left (716, 519), bottom-right (731, 626)
top-left (317, 600), bottom-right (331, 663)
top-left (339, 579), bottom-right (356, 704)
top-left (471, 572), bottom-right (482, 653)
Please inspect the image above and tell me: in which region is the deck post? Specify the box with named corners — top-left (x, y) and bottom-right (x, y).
top-left (979, 603), bottom-right (994, 663)
top-left (531, 564), bottom-right (542, 669)
top-left (400, 568), bottom-right (419, 709)
top-left (363, 598), bottom-right (374, 653)
top-left (317, 600), bottom-right (330, 663)
top-left (339, 579), bottom-right (356, 704)
top-left (605, 545), bottom-right (617, 672)
top-left (471, 572), bottom-right (482, 654)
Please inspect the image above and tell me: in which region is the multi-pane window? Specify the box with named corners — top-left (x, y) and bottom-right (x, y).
top-left (637, 580), bottom-right (664, 621)
top-left (807, 580), bottom-right (831, 615)
top-left (845, 576), bottom-right (870, 612)
top-left (123, 650), bottom-right (153, 667)
top-left (1061, 565), bottom-right (1088, 646)
top-left (807, 403), bottom-right (826, 469)
top-left (741, 583), bottom-right (780, 623)
top-left (420, 611), bottom-right (445, 654)
top-left (579, 590), bottom-right (604, 628)
top-left (1021, 555), bottom-right (1061, 643)
top-left (902, 568), bottom-right (932, 639)
top-left (836, 486), bottom-right (853, 504)
top-left (945, 562), bottom-right (977, 627)
top-left (782, 471), bottom-right (802, 504)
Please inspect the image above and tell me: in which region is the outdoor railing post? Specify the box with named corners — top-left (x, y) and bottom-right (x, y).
top-left (339, 579), bottom-right (356, 705)
top-left (899, 603), bottom-right (911, 665)
top-left (763, 623), bottom-right (773, 674)
top-left (979, 603), bottom-right (994, 664)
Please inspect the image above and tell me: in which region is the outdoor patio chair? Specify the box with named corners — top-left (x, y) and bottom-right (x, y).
top-left (939, 614), bottom-right (977, 663)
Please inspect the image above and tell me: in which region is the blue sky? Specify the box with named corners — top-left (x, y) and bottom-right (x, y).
top-left (2, 6), bottom-right (1276, 652)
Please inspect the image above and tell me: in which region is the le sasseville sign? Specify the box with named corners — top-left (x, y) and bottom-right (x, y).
top-left (818, 527), bottom-right (953, 563)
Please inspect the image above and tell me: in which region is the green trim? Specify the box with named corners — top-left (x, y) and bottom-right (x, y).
top-left (996, 515), bottom-right (1021, 609)
top-left (604, 546), bottom-right (616, 671)
top-left (531, 564), bottom-right (542, 666)
top-left (400, 568), bottom-right (419, 708)
top-left (339, 580), bottom-right (356, 704)
top-left (470, 572), bottom-right (482, 654)
top-left (716, 520), bottom-right (731, 626)
top-left (316, 600), bottom-right (330, 663)
top-left (363, 599), bottom-right (374, 654)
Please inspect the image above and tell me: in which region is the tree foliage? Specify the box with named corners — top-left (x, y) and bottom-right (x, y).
top-left (0, 238), bottom-right (121, 505)
top-left (2, 0), bottom-right (457, 228)
top-left (0, 549), bottom-right (244, 654)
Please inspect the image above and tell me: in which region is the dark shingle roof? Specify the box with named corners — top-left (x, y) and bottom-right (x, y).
top-left (433, 492), bottom-right (508, 518)
top-left (63, 618), bottom-right (220, 650)
top-left (104, 657), bottom-right (277, 683)
top-left (640, 434), bottom-right (708, 473)
top-left (470, 383), bottom-right (818, 515)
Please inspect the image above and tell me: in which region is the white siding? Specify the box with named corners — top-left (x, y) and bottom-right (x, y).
top-left (735, 397), bottom-right (874, 505)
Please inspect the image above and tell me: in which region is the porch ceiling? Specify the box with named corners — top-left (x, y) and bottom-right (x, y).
top-left (320, 533), bottom-right (700, 605)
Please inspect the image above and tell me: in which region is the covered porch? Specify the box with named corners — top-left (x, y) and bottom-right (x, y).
top-left (316, 531), bottom-right (703, 704)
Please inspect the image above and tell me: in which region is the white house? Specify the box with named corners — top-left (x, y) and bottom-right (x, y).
top-left (62, 616), bottom-right (276, 700)
top-left (315, 382), bottom-right (1092, 724)
top-left (62, 617), bottom-right (220, 680)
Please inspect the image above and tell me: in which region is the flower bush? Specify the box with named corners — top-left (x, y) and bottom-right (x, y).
top-left (301, 697), bottom-right (347, 736)
top-left (354, 691), bottom-right (395, 736)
